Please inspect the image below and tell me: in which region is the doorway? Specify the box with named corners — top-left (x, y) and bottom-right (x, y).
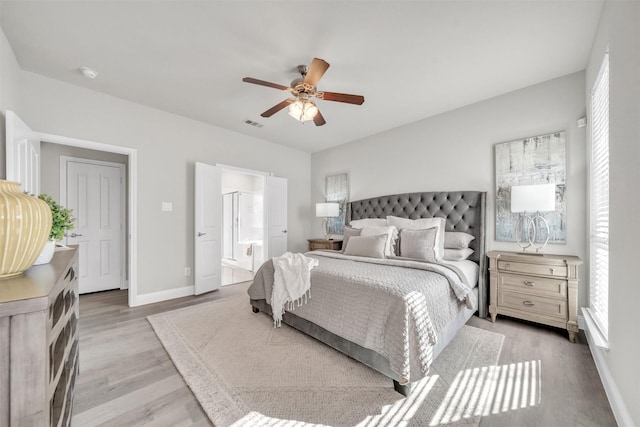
top-left (194, 162), bottom-right (287, 295)
top-left (221, 170), bottom-right (265, 286)
top-left (59, 156), bottom-right (127, 294)
top-left (6, 110), bottom-right (139, 307)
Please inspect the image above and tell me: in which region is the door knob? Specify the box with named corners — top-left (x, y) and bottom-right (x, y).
top-left (282, 230), bottom-right (287, 234)
top-left (197, 232), bottom-right (206, 237)
top-left (65, 233), bottom-right (83, 238)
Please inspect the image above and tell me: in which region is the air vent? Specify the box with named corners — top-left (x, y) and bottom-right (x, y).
top-left (243, 119), bottom-right (264, 128)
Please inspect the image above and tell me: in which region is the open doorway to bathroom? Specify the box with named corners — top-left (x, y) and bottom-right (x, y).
top-left (221, 168), bottom-right (265, 286)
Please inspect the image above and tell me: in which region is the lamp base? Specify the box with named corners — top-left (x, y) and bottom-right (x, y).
top-left (515, 212), bottom-right (550, 253)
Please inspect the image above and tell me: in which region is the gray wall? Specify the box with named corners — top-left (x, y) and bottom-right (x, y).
top-left (40, 142), bottom-right (129, 200)
top-left (0, 25), bottom-right (311, 297)
top-left (312, 71), bottom-right (588, 304)
top-left (585, 1), bottom-right (640, 425)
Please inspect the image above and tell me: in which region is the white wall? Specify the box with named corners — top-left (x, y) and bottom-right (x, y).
top-left (0, 42), bottom-right (311, 298)
top-left (0, 24), bottom-right (22, 179)
top-left (312, 71), bottom-right (588, 304)
top-left (585, 1), bottom-right (640, 425)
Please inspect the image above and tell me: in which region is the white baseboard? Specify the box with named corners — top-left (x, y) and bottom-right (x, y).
top-left (133, 285), bottom-right (194, 306)
top-left (583, 319), bottom-right (635, 427)
top-left (578, 314), bottom-right (585, 330)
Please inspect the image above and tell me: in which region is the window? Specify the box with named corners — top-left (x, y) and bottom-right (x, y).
top-left (588, 51), bottom-right (609, 341)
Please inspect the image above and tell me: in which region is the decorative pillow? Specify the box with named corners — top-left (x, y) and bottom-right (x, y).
top-left (341, 226), bottom-right (362, 252)
top-left (444, 232), bottom-right (475, 249)
top-left (398, 227), bottom-right (439, 262)
top-left (359, 225), bottom-right (398, 257)
top-left (349, 218), bottom-right (388, 228)
top-left (343, 234), bottom-right (387, 259)
top-left (443, 248), bottom-right (475, 261)
top-left (386, 216), bottom-right (446, 259)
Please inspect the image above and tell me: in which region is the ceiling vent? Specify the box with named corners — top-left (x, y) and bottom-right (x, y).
top-left (243, 119), bottom-right (264, 128)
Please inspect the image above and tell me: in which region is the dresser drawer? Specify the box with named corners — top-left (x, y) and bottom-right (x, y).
top-left (499, 274), bottom-right (567, 299)
top-left (498, 260), bottom-right (567, 278)
top-left (497, 290), bottom-right (567, 319)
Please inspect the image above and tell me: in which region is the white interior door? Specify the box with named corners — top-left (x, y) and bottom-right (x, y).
top-left (267, 176), bottom-right (288, 259)
top-left (64, 160), bottom-right (124, 294)
top-left (195, 162), bottom-right (222, 295)
top-left (5, 110), bottom-right (40, 194)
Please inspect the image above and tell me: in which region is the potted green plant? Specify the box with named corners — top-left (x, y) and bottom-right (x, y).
top-left (33, 194), bottom-right (75, 265)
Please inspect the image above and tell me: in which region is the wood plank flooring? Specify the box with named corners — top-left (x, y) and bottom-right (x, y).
top-left (72, 284), bottom-right (616, 426)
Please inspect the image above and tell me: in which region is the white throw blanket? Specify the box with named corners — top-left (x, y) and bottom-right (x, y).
top-left (270, 252), bottom-right (319, 327)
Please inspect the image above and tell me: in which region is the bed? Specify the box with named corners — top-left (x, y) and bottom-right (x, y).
top-left (248, 191), bottom-right (487, 395)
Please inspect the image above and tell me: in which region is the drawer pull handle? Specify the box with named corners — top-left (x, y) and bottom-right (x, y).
top-left (524, 281), bottom-right (535, 287)
top-left (505, 263), bottom-right (510, 269)
top-left (550, 268), bottom-right (555, 274)
top-left (523, 301), bottom-right (535, 307)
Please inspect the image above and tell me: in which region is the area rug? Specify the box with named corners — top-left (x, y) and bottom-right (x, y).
top-left (148, 293), bottom-right (504, 427)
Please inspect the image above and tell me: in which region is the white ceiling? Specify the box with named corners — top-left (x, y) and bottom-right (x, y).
top-left (0, 1), bottom-right (603, 153)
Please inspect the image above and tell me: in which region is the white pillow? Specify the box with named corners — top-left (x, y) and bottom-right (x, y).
top-left (444, 232), bottom-right (475, 249)
top-left (360, 225), bottom-right (398, 257)
top-left (349, 218), bottom-right (388, 228)
top-left (399, 227), bottom-right (439, 262)
top-left (386, 216), bottom-right (446, 259)
top-left (343, 234), bottom-right (387, 259)
top-left (443, 248), bottom-right (475, 261)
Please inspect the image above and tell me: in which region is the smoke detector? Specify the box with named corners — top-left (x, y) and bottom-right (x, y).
top-left (80, 67), bottom-right (98, 79)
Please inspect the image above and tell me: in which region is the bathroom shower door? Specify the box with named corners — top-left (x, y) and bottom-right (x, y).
top-left (222, 191), bottom-right (264, 270)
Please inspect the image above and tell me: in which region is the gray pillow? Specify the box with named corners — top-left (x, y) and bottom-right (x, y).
top-left (343, 234), bottom-right (387, 258)
top-left (341, 226), bottom-right (362, 252)
top-left (399, 227), bottom-right (439, 262)
top-left (444, 232), bottom-right (475, 249)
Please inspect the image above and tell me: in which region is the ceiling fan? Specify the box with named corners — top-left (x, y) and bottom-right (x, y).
top-left (242, 58), bottom-right (365, 126)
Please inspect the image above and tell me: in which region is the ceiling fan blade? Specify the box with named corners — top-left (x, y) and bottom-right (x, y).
top-left (313, 110), bottom-right (326, 126)
top-left (242, 77), bottom-right (290, 91)
top-left (260, 98), bottom-right (295, 117)
top-left (320, 91), bottom-right (365, 105)
top-left (303, 58), bottom-right (330, 87)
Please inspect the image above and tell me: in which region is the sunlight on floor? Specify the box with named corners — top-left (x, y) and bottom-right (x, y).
top-left (356, 375), bottom-right (440, 427)
top-left (429, 360), bottom-right (542, 425)
top-left (230, 360), bottom-right (541, 427)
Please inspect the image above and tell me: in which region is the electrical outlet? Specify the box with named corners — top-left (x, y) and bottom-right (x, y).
top-left (184, 267), bottom-right (191, 276)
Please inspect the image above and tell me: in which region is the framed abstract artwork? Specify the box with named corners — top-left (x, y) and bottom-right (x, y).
top-left (495, 131), bottom-right (567, 243)
top-left (325, 173), bottom-right (348, 235)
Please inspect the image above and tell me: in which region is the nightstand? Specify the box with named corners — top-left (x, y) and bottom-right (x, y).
top-left (307, 238), bottom-right (342, 251)
top-left (487, 251), bottom-right (582, 342)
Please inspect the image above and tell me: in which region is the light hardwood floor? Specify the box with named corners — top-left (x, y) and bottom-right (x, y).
top-left (72, 284), bottom-right (616, 426)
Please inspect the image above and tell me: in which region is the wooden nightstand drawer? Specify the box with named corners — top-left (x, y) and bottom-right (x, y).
top-left (498, 260), bottom-right (567, 277)
top-left (498, 290), bottom-right (567, 319)
top-left (488, 251), bottom-right (582, 342)
top-left (499, 273), bottom-right (567, 299)
top-left (308, 239), bottom-right (342, 251)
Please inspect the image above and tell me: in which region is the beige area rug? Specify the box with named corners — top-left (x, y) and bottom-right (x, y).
top-left (148, 293), bottom-right (504, 427)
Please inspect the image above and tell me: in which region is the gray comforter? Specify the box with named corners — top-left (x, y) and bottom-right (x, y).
top-left (247, 251), bottom-right (477, 384)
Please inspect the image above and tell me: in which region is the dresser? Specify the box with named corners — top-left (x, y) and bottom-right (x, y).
top-left (307, 238), bottom-right (342, 251)
top-left (487, 250), bottom-right (582, 342)
top-left (0, 247), bottom-right (79, 426)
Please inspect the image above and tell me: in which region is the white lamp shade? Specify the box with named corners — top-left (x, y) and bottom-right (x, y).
top-left (511, 183), bottom-right (556, 213)
top-left (316, 202), bottom-right (339, 217)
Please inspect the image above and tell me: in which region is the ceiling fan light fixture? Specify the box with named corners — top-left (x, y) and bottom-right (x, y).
top-left (288, 99), bottom-right (318, 122)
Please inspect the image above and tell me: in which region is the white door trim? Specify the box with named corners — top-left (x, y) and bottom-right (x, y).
top-left (60, 156), bottom-right (127, 290)
top-left (36, 131), bottom-right (139, 307)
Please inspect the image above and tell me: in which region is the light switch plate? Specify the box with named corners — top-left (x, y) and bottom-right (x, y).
top-left (161, 202), bottom-right (173, 212)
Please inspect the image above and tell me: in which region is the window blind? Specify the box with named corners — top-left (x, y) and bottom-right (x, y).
top-left (589, 52), bottom-right (609, 339)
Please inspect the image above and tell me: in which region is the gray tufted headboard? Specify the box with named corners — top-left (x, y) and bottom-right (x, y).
top-left (347, 191), bottom-right (487, 317)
